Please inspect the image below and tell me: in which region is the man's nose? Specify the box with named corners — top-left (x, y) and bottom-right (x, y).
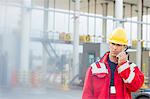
top-left (113, 45), bottom-right (117, 50)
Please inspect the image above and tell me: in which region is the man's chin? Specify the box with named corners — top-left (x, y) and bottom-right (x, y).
top-left (111, 53), bottom-right (117, 57)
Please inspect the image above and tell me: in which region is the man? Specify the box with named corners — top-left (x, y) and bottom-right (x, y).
top-left (82, 27), bottom-right (144, 99)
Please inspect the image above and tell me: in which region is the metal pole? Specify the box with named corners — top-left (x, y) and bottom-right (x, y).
top-left (87, 0), bottom-right (90, 35)
top-left (20, 0), bottom-right (31, 86)
top-left (20, 0), bottom-right (31, 72)
top-left (68, 0), bottom-right (71, 33)
top-left (102, 3), bottom-right (108, 42)
top-left (113, 1), bottom-right (115, 29)
top-left (94, 0), bottom-right (97, 42)
top-left (136, 0), bottom-right (143, 70)
top-left (130, 4), bottom-right (133, 45)
top-left (146, 7), bottom-right (148, 48)
top-left (115, 0), bottom-right (123, 27)
top-left (123, 5), bottom-right (125, 27)
top-left (73, 0), bottom-right (80, 80)
top-left (43, 0), bottom-right (49, 40)
top-left (43, 0), bottom-right (49, 86)
top-left (53, 0), bottom-right (56, 31)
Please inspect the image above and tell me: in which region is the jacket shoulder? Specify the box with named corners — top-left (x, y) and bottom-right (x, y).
top-left (90, 60), bottom-right (108, 74)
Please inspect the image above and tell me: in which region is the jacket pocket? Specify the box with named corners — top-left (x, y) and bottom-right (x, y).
top-left (92, 74), bottom-right (108, 96)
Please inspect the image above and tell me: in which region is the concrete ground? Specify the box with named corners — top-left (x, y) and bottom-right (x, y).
top-left (0, 86), bottom-right (82, 99)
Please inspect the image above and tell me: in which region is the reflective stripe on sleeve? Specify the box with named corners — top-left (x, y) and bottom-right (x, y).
top-left (123, 68), bottom-right (135, 83)
top-left (118, 62), bottom-right (130, 73)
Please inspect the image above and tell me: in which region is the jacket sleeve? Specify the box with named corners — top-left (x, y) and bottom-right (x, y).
top-left (82, 67), bottom-right (97, 99)
top-left (117, 61), bottom-right (144, 92)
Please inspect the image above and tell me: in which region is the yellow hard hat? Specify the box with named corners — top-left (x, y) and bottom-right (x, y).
top-left (108, 27), bottom-right (128, 45)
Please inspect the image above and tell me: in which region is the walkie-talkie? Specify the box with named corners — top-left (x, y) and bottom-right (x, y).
top-left (125, 46), bottom-right (129, 60)
top-left (116, 46), bottom-right (129, 60)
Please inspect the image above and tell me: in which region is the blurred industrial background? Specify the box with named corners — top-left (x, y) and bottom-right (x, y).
top-left (0, 0), bottom-right (150, 99)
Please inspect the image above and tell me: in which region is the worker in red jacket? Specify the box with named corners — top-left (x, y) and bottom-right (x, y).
top-left (82, 27), bottom-right (144, 99)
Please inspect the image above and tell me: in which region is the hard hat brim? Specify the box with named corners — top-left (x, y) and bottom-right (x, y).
top-left (108, 39), bottom-right (128, 45)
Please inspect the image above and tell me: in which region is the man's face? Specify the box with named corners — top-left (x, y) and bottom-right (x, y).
top-left (109, 42), bottom-right (126, 57)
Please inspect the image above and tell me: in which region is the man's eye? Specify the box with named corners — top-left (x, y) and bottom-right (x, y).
top-left (116, 44), bottom-right (122, 46)
top-left (111, 43), bottom-right (115, 45)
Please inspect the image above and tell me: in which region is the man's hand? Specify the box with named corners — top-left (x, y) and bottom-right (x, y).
top-left (116, 51), bottom-right (128, 66)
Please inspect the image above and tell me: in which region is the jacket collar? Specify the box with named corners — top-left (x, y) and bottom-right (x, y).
top-left (100, 51), bottom-right (110, 65)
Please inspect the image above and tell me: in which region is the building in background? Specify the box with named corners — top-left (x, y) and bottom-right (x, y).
top-left (0, 0), bottom-right (150, 92)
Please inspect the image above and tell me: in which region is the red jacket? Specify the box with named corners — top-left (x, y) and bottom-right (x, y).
top-left (82, 52), bottom-right (144, 99)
